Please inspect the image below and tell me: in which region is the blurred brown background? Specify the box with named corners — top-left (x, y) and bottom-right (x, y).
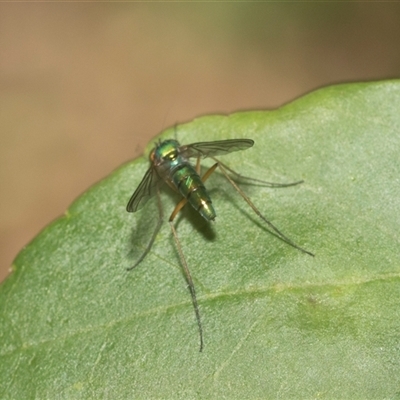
top-left (1, 3), bottom-right (399, 283)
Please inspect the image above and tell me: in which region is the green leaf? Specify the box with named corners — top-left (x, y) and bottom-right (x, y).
top-left (1, 81), bottom-right (400, 399)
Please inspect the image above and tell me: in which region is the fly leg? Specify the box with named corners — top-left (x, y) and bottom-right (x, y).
top-left (168, 221), bottom-right (204, 352)
top-left (212, 157), bottom-right (304, 188)
top-left (211, 159), bottom-right (314, 257)
top-left (168, 160), bottom-right (219, 352)
top-left (127, 188), bottom-right (164, 271)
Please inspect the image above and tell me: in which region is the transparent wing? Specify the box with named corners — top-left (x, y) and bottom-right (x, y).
top-left (126, 167), bottom-right (162, 212)
top-left (180, 139), bottom-right (254, 159)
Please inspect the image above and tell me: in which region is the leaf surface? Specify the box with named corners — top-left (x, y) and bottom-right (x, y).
top-left (1, 81), bottom-right (400, 399)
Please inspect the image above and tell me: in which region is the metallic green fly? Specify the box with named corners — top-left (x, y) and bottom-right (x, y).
top-left (126, 138), bottom-right (313, 352)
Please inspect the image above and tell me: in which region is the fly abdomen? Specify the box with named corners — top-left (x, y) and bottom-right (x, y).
top-left (172, 163), bottom-right (216, 221)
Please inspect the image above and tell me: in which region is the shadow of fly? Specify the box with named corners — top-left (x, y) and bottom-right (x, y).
top-left (126, 138), bottom-right (314, 352)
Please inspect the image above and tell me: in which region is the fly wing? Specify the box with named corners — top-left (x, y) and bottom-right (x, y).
top-left (126, 167), bottom-right (162, 212)
top-left (180, 139), bottom-right (254, 159)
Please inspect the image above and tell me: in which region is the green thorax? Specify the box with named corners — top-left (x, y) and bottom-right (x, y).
top-left (152, 140), bottom-right (216, 221)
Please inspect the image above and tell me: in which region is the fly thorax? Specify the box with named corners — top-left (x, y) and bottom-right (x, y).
top-left (153, 140), bottom-right (182, 181)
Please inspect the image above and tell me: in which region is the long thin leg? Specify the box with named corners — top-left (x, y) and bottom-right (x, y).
top-left (169, 220), bottom-right (204, 352)
top-left (169, 197), bottom-right (188, 222)
top-left (127, 188), bottom-right (164, 271)
top-left (215, 162), bottom-right (314, 257)
top-left (211, 157), bottom-right (304, 188)
top-left (167, 161), bottom-right (219, 352)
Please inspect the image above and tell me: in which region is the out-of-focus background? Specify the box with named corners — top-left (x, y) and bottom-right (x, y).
top-left (1, 4), bottom-right (399, 283)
